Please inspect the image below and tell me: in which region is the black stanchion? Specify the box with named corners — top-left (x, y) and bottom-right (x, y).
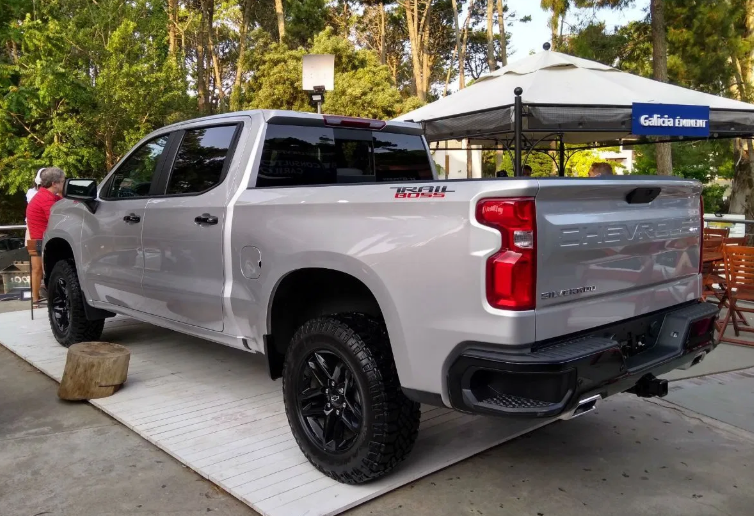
top-left (514, 87), bottom-right (523, 177)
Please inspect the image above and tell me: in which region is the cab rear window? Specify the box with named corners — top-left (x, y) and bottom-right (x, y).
top-left (256, 124), bottom-right (433, 188)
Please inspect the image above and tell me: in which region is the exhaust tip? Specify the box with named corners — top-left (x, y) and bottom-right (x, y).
top-left (561, 394), bottom-right (602, 420)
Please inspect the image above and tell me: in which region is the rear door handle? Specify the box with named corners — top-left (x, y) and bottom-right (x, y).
top-left (123, 213), bottom-right (141, 223)
top-left (194, 213), bottom-right (218, 225)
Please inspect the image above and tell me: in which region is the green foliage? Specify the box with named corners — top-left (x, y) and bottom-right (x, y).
top-left (0, 0), bottom-right (193, 198)
top-left (631, 141), bottom-right (734, 181)
top-left (244, 27), bottom-right (421, 119)
top-left (566, 148), bottom-right (621, 177)
top-left (286, 0), bottom-right (328, 48)
top-left (703, 184), bottom-right (727, 214)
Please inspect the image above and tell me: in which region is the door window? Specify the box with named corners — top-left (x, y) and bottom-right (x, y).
top-left (165, 125), bottom-right (239, 195)
top-left (105, 135), bottom-right (170, 199)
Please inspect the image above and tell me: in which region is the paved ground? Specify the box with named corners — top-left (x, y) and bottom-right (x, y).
top-left (0, 345), bottom-right (254, 516)
top-left (2, 301), bottom-right (754, 516)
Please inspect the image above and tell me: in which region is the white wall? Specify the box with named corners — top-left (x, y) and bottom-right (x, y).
top-left (430, 139), bottom-right (482, 179)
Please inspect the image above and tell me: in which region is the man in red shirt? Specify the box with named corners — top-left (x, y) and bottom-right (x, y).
top-left (26, 167), bottom-right (66, 304)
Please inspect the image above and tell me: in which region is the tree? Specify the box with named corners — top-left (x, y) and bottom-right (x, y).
top-left (398, 0), bottom-right (432, 100)
top-left (496, 0), bottom-right (508, 66)
top-left (243, 28), bottom-right (420, 118)
top-left (486, 0), bottom-right (495, 72)
top-left (650, 0), bottom-right (672, 175)
top-left (275, 0), bottom-right (286, 41)
top-left (540, 0), bottom-right (568, 50)
top-left (286, 0), bottom-right (328, 48)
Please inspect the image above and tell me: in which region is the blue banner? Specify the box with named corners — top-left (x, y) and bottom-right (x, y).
top-left (631, 103), bottom-right (710, 137)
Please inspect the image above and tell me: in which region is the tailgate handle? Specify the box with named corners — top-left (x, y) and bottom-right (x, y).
top-left (626, 187), bottom-right (660, 204)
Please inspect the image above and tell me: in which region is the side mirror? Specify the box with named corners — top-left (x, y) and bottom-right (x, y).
top-left (63, 178), bottom-right (98, 213)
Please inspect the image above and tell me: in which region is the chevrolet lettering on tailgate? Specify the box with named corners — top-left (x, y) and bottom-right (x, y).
top-left (558, 217), bottom-right (699, 248)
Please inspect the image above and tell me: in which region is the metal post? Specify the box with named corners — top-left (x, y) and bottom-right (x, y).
top-left (317, 101), bottom-right (322, 114)
top-left (444, 140), bottom-right (450, 180)
top-left (513, 87), bottom-right (523, 177)
top-left (558, 135), bottom-right (565, 177)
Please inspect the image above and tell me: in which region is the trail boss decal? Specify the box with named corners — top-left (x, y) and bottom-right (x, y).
top-left (541, 285), bottom-right (597, 300)
top-left (391, 185), bottom-right (454, 199)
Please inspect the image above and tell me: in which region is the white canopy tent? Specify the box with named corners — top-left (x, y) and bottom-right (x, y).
top-left (396, 50), bottom-right (754, 161)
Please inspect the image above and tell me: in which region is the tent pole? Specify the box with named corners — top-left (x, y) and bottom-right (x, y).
top-left (558, 135), bottom-right (565, 176)
top-left (514, 87), bottom-right (523, 177)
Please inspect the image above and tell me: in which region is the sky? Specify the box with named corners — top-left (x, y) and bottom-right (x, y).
top-left (504, 0), bottom-right (650, 61)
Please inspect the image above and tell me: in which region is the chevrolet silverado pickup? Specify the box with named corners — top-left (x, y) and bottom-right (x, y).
top-left (43, 110), bottom-right (719, 484)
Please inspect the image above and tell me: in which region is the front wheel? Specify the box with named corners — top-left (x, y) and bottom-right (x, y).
top-left (282, 314), bottom-right (421, 484)
top-left (47, 260), bottom-right (104, 347)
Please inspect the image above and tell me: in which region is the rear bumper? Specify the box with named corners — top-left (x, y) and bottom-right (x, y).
top-left (447, 301), bottom-right (719, 418)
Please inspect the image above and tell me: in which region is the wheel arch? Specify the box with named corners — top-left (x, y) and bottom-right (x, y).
top-left (43, 237), bottom-right (114, 321)
top-left (264, 265), bottom-right (405, 381)
top-left (43, 237), bottom-right (76, 288)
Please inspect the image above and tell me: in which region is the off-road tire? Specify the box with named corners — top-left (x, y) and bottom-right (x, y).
top-left (47, 259), bottom-right (104, 347)
top-left (282, 313), bottom-right (421, 484)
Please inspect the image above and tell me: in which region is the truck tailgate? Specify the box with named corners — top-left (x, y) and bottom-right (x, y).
top-left (534, 178), bottom-right (703, 340)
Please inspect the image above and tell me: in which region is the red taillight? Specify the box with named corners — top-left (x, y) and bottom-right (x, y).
top-left (699, 195), bottom-right (704, 274)
top-left (690, 317), bottom-right (713, 337)
top-left (476, 198), bottom-right (536, 310)
top-left (323, 115), bottom-right (386, 130)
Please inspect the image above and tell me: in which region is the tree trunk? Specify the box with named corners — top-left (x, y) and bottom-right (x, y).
top-left (496, 147), bottom-right (503, 173)
top-left (550, 13), bottom-right (558, 49)
top-left (168, 0), bottom-right (178, 55)
top-left (202, 0), bottom-right (224, 108)
top-left (58, 342), bottom-right (131, 400)
top-left (496, 0), bottom-right (507, 66)
top-left (404, 0), bottom-right (430, 101)
top-left (651, 0), bottom-right (673, 175)
top-left (275, 0), bottom-right (286, 42)
top-left (728, 3), bottom-right (754, 232)
top-left (104, 133), bottom-right (115, 171)
top-left (379, 2), bottom-right (386, 65)
top-left (450, 0), bottom-right (461, 91)
top-left (421, 11), bottom-right (431, 96)
top-left (458, 0), bottom-right (475, 89)
top-left (466, 142), bottom-right (473, 178)
top-left (231, 0), bottom-right (250, 112)
top-left (486, 0), bottom-right (495, 72)
top-left (443, 44), bottom-right (458, 96)
top-left (196, 15), bottom-right (208, 114)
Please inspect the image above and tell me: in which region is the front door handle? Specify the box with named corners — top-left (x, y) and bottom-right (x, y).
top-left (123, 213), bottom-right (141, 223)
top-left (194, 213), bottom-right (219, 225)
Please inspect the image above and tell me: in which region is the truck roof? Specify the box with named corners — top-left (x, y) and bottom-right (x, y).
top-left (156, 109), bottom-right (423, 134)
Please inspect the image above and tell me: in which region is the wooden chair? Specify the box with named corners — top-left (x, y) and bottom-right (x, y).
top-left (705, 227), bottom-right (730, 239)
top-left (717, 245), bottom-right (754, 347)
top-left (724, 236), bottom-right (747, 246)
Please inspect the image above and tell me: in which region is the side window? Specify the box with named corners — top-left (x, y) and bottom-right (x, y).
top-left (257, 125), bottom-right (336, 187)
top-left (373, 132), bottom-right (434, 182)
top-left (165, 125), bottom-right (238, 195)
top-left (106, 135), bottom-right (169, 199)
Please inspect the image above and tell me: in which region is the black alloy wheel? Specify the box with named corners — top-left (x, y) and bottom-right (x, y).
top-left (282, 313), bottom-right (421, 484)
top-left (51, 276), bottom-right (71, 335)
top-left (47, 259), bottom-right (104, 347)
top-left (296, 350), bottom-right (363, 454)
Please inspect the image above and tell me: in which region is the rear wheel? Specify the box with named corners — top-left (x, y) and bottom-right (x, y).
top-left (47, 260), bottom-right (104, 348)
top-left (282, 314), bottom-right (420, 484)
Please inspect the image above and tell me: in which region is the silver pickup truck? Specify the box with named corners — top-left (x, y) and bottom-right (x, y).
top-left (43, 110), bottom-right (719, 484)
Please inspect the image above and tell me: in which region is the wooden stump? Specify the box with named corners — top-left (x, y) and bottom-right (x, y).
top-left (58, 342), bottom-right (131, 400)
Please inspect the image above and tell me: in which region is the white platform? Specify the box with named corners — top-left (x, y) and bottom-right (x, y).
top-left (0, 310), bottom-right (552, 516)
